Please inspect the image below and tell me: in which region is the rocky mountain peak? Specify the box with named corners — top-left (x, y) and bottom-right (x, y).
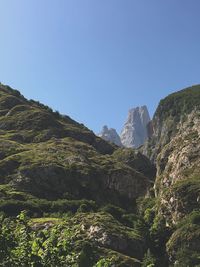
top-left (98, 125), bottom-right (122, 146)
top-left (120, 105), bottom-right (151, 148)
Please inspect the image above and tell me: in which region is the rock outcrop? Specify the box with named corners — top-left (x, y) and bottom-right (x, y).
top-left (143, 85), bottom-right (200, 266)
top-left (142, 85), bottom-right (200, 162)
top-left (79, 212), bottom-right (145, 260)
top-left (120, 106), bottom-right (150, 148)
top-left (98, 125), bottom-right (122, 146)
top-left (155, 110), bottom-right (200, 224)
top-left (142, 86), bottom-right (200, 223)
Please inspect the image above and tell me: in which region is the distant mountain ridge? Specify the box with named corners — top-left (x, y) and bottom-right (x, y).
top-left (120, 105), bottom-right (150, 148)
top-left (98, 125), bottom-right (122, 146)
top-left (98, 105), bottom-right (151, 148)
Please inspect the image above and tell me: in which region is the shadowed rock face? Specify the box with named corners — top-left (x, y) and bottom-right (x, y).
top-left (98, 125), bottom-right (122, 147)
top-left (120, 106), bottom-right (150, 148)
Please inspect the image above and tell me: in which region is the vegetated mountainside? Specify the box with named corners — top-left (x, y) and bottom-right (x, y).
top-left (1, 83), bottom-right (200, 267)
top-left (0, 83), bottom-right (156, 266)
top-left (141, 85), bottom-right (200, 266)
top-left (98, 125), bottom-right (123, 147)
top-left (143, 85), bottom-right (200, 162)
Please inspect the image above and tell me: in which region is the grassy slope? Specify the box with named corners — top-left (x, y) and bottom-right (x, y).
top-left (0, 83), bottom-right (155, 264)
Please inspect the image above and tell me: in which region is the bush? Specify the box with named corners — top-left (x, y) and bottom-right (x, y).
top-left (0, 198), bottom-right (97, 217)
top-left (78, 242), bottom-right (94, 267)
top-left (77, 203), bottom-right (94, 213)
top-left (137, 197), bottom-right (156, 217)
top-left (94, 258), bottom-right (114, 267)
top-left (150, 215), bottom-right (172, 257)
top-left (175, 248), bottom-right (200, 267)
top-left (122, 213), bottom-right (139, 228)
top-left (0, 211), bottom-right (78, 266)
top-left (101, 204), bottom-right (125, 221)
top-left (144, 208), bottom-right (155, 226)
top-left (142, 249), bottom-right (156, 267)
top-left (190, 211), bottom-right (200, 225)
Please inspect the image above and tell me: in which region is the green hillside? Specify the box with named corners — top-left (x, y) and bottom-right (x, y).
top-left (0, 83), bottom-right (155, 266)
top-left (0, 83), bottom-right (200, 266)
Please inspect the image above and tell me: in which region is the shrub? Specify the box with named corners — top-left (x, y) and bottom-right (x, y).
top-left (142, 249), bottom-right (156, 267)
top-left (94, 258), bottom-right (114, 267)
top-left (191, 212), bottom-right (200, 225)
top-left (78, 242), bottom-right (94, 267)
top-left (101, 204), bottom-right (125, 221)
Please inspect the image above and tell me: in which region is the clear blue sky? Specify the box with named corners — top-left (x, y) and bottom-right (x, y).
top-left (0, 0), bottom-right (200, 133)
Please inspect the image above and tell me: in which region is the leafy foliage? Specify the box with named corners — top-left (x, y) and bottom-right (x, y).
top-left (0, 211), bottom-right (78, 266)
top-left (141, 249), bottom-right (156, 267)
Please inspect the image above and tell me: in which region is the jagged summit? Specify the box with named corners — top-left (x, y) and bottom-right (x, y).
top-left (120, 105), bottom-right (150, 148)
top-left (98, 125), bottom-right (122, 146)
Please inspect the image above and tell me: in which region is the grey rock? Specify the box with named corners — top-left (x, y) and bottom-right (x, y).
top-left (120, 106), bottom-right (150, 148)
top-left (154, 110), bottom-right (200, 225)
top-left (98, 125), bottom-right (122, 147)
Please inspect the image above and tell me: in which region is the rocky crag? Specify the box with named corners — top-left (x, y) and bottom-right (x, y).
top-left (141, 85), bottom-right (200, 266)
top-left (98, 125), bottom-right (122, 147)
top-left (99, 105), bottom-right (151, 149)
top-left (120, 106), bottom-right (151, 148)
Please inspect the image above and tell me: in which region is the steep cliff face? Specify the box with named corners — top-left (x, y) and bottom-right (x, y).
top-left (98, 125), bottom-right (122, 146)
top-left (143, 85), bottom-right (200, 162)
top-left (143, 86), bottom-right (200, 222)
top-left (121, 106), bottom-right (150, 148)
top-left (155, 110), bottom-right (200, 224)
top-left (145, 86), bottom-right (200, 221)
top-left (143, 85), bottom-right (200, 266)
